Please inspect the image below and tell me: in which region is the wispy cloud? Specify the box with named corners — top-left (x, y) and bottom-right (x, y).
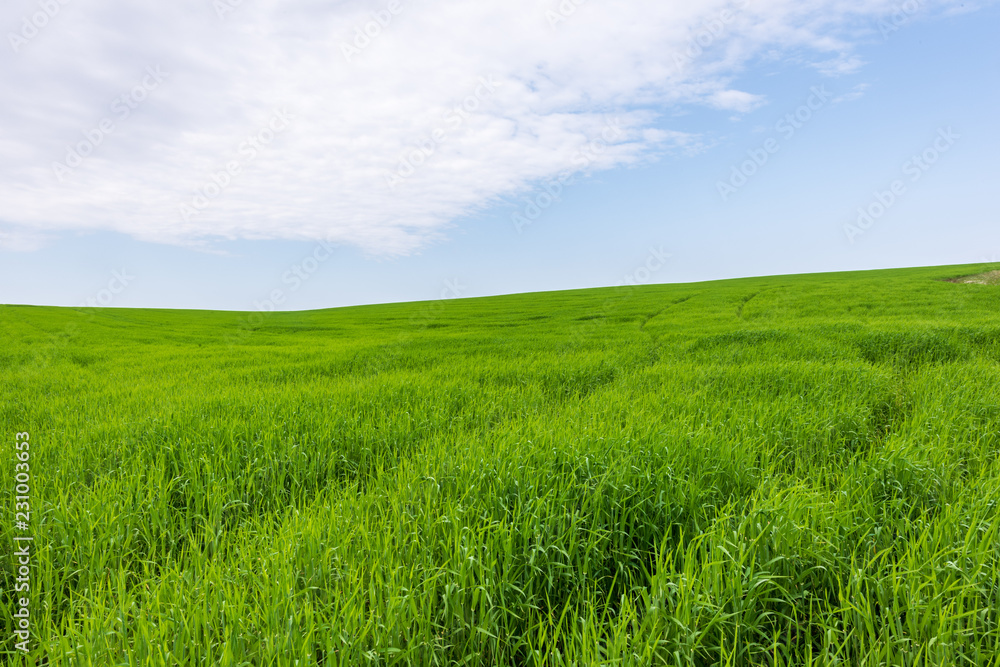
top-left (0, 0), bottom-right (982, 253)
top-left (813, 54), bottom-right (866, 77)
top-left (833, 82), bottom-right (871, 104)
top-left (0, 224), bottom-right (50, 252)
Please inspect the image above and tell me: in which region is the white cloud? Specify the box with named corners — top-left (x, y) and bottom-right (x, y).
top-left (832, 82), bottom-right (871, 103)
top-left (708, 89), bottom-right (767, 113)
top-left (0, 225), bottom-right (50, 252)
top-left (0, 0), bottom-right (973, 253)
top-left (813, 54), bottom-right (866, 77)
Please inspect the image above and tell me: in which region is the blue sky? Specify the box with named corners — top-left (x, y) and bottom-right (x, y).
top-left (1, 0), bottom-right (997, 311)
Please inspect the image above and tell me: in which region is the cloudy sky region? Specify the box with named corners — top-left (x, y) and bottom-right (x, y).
top-left (1, 0), bottom-right (998, 310)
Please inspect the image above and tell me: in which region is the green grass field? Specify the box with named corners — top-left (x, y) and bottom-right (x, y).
top-left (3, 263), bottom-right (1000, 665)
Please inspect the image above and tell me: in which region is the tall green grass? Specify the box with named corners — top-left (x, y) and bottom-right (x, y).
top-left (2, 263), bottom-right (1000, 665)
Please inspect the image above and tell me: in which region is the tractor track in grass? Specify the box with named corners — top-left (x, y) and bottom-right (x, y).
top-left (736, 290), bottom-right (765, 319)
top-left (640, 295), bottom-right (694, 332)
